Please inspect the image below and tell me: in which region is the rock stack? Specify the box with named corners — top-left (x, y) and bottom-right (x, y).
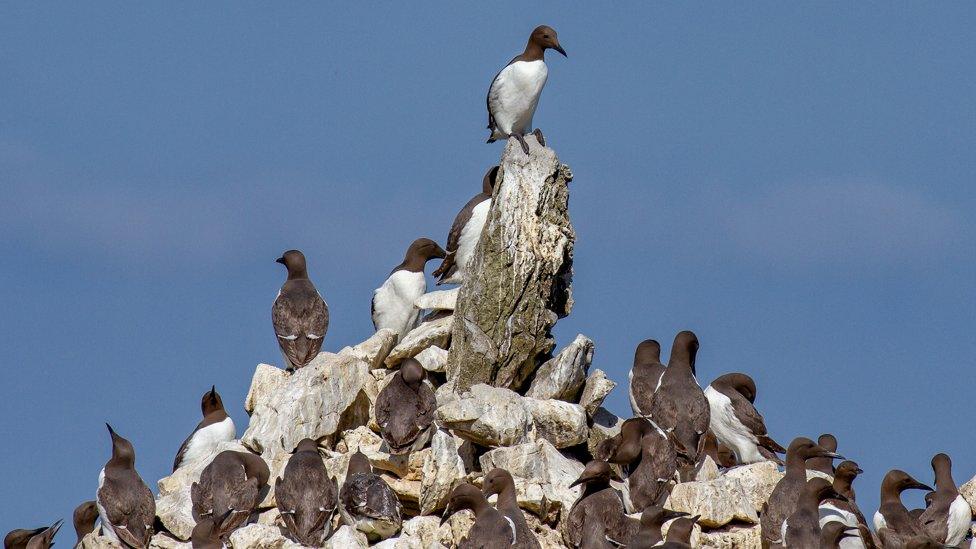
top-left (73, 137), bottom-right (976, 549)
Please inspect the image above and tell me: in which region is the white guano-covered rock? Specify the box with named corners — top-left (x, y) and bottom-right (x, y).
top-left (435, 384), bottom-right (532, 447)
top-left (722, 460), bottom-right (784, 513)
top-left (435, 383), bottom-right (587, 449)
top-left (339, 329), bottom-right (398, 369)
top-left (578, 368), bottom-right (615, 417)
top-left (149, 533), bottom-right (191, 549)
top-left (79, 532), bottom-right (122, 549)
top-left (413, 288), bottom-right (458, 312)
top-left (385, 315), bottom-right (453, 367)
top-left (479, 438), bottom-right (584, 522)
top-left (665, 476), bottom-right (759, 528)
top-left (227, 523), bottom-right (302, 549)
top-left (525, 334), bottom-right (593, 401)
top-left (242, 352), bottom-right (371, 457)
top-left (698, 524), bottom-right (762, 549)
top-left (522, 397), bottom-right (588, 449)
top-left (323, 525), bottom-right (370, 548)
top-left (420, 429), bottom-right (467, 514)
top-left (414, 345), bottom-right (448, 373)
top-left (155, 439), bottom-right (253, 540)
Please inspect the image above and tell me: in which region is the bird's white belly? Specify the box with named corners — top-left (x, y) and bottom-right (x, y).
top-left (819, 505), bottom-right (865, 549)
top-left (373, 271), bottom-right (426, 340)
top-left (180, 417), bottom-right (237, 469)
top-left (490, 60), bottom-right (548, 137)
top-left (96, 468), bottom-right (120, 543)
top-left (946, 494), bottom-right (972, 546)
top-left (873, 511), bottom-right (886, 531)
top-left (453, 200), bottom-right (490, 280)
top-left (704, 386), bottom-right (762, 463)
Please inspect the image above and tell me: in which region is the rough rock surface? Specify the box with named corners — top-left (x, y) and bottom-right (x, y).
top-left (385, 315), bottom-right (453, 367)
top-left (665, 476), bottom-right (760, 528)
top-left (413, 345), bottom-right (448, 373)
top-left (522, 397), bottom-right (588, 449)
top-left (578, 368), bottom-right (615, 417)
top-left (339, 329), bottom-right (398, 369)
top-left (698, 524), bottom-right (763, 548)
top-left (420, 429), bottom-right (467, 514)
top-left (435, 384), bottom-right (532, 447)
top-left (525, 334), bottom-right (593, 400)
top-left (479, 438), bottom-right (584, 522)
top-left (413, 288), bottom-right (458, 312)
top-left (721, 460), bottom-right (783, 513)
top-left (243, 353), bottom-right (371, 457)
top-left (228, 524), bottom-right (304, 549)
top-left (435, 383), bottom-right (587, 449)
top-left (448, 138), bottom-right (575, 391)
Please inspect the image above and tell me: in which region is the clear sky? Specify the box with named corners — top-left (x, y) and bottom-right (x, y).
top-left (2, 2), bottom-right (974, 535)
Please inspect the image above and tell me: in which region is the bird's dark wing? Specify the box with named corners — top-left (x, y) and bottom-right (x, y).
top-left (433, 193), bottom-right (489, 281)
top-left (98, 476), bottom-right (154, 549)
top-left (273, 283), bottom-right (329, 368)
top-left (727, 391), bottom-right (785, 453)
top-left (630, 362), bottom-right (665, 415)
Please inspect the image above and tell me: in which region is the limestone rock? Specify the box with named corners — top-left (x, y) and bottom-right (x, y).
top-left (413, 288), bottom-right (458, 312)
top-left (337, 426), bottom-right (427, 479)
top-left (525, 334), bottom-right (592, 400)
top-left (665, 476), bottom-right (759, 528)
top-left (578, 368), bottom-right (615, 417)
top-left (420, 429), bottom-right (467, 515)
top-left (695, 455), bottom-right (721, 482)
top-left (228, 524), bottom-right (301, 549)
top-left (79, 532), bottom-right (122, 549)
top-left (722, 461), bottom-right (783, 513)
top-left (149, 533), bottom-right (190, 549)
top-left (698, 524), bottom-right (762, 549)
top-left (522, 397), bottom-right (588, 449)
top-left (156, 439), bottom-right (252, 540)
top-left (242, 352), bottom-right (371, 457)
top-left (448, 138), bottom-right (575, 392)
top-left (373, 516), bottom-right (455, 549)
top-left (323, 525), bottom-right (369, 548)
top-left (385, 315), bottom-right (453, 367)
top-left (414, 345), bottom-right (448, 373)
top-left (587, 407), bottom-right (623, 459)
top-left (960, 474), bottom-right (976, 512)
top-left (479, 438), bottom-right (584, 522)
top-left (435, 384), bottom-right (532, 447)
top-left (339, 329), bottom-right (398, 369)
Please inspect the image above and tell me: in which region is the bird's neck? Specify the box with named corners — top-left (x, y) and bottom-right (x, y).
top-left (521, 41), bottom-right (545, 62)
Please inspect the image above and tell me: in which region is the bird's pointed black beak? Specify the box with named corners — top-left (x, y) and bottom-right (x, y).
top-left (664, 509), bottom-right (690, 521)
top-left (911, 481), bottom-right (935, 492)
top-left (106, 423), bottom-right (116, 436)
top-left (553, 43), bottom-right (567, 57)
top-left (275, 257), bottom-right (285, 265)
top-left (440, 505), bottom-right (453, 526)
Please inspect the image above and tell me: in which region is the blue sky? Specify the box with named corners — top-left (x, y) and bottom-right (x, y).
top-left (2, 2), bottom-right (974, 534)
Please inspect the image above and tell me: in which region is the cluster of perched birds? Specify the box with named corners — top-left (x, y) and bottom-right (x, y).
top-left (6, 23), bottom-right (973, 549)
top-left (559, 330), bottom-right (974, 549)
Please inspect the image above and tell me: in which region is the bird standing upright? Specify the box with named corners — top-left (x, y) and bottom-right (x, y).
top-left (272, 250), bottom-right (329, 370)
top-left (371, 238), bottom-right (445, 340)
top-left (96, 424), bottom-right (155, 549)
top-left (486, 25), bottom-right (566, 154)
top-left (432, 166), bottom-right (498, 285)
top-left (648, 331), bottom-right (709, 469)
